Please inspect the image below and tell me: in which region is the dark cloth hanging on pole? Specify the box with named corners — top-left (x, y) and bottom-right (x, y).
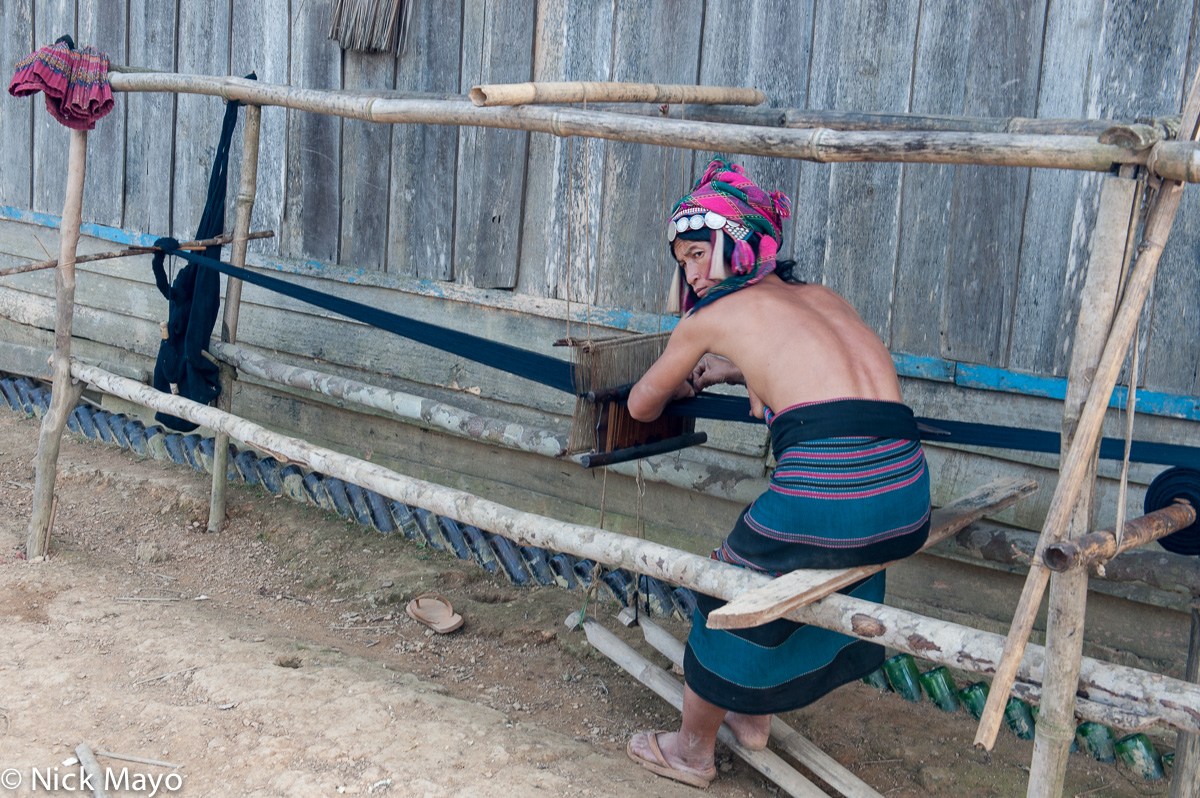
top-left (150, 89), bottom-right (246, 431)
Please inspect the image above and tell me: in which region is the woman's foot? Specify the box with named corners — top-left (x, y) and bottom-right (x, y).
top-left (627, 730), bottom-right (717, 788)
top-left (724, 712), bottom-right (771, 750)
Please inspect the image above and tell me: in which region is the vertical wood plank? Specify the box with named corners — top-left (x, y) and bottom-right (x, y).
top-left (339, 52), bottom-right (395, 271)
top-left (77, 0), bottom-right (126, 229)
top-left (586, 0), bottom-right (703, 314)
top-left (31, 0), bottom-right (75, 216)
top-left (515, 0), bottom-right (613, 305)
top-left (173, 0), bottom-right (232, 239)
top-left (682, 0), bottom-right (810, 311)
top-left (939, 0), bottom-right (1045, 367)
top-left (889, 3), bottom-right (975, 358)
top-left (455, 0), bottom-right (535, 289)
top-left (789, 0), bottom-right (840, 285)
top-left (230, 0), bottom-right (290, 257)
top-left (1007, 0), bottom-right (1103, 376)
top-left (818, 0), bottom-right (920, 339)
top-left (387, 0), bottom-right (462, 280)
top-left (282, 0), bottom-right (342, 262)
top-left (1118, 0), bottom-right (1198, 395)
top-left (124, 0), bottom-right (176, 238)
top-left (0, 0), bottom-right (34, 209)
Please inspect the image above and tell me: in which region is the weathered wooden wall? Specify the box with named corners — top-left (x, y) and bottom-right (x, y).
top-left (1, 0), bottom-right (1198, 392)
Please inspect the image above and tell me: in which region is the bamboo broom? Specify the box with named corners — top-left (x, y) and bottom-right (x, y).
top-left (328, 0), bottom-right (413, 55)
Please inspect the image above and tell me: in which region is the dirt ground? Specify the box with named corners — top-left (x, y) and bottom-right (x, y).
top-left (0, 407), bottom-right (1177, 797)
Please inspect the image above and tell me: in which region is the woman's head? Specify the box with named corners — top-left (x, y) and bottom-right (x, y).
top-left (665, 159), bottom-right (790, 314)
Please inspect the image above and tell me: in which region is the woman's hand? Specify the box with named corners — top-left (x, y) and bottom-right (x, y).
top-left (689, 355), bottom-right (744, 391)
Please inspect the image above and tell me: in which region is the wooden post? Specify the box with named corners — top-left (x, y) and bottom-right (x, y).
top-left (1169, 603), bottom-right (1200, 798)
top-left (976, 63), bottom-right (1200, 749)
top-left (207, 104), bottom-right (261, 533)
top-left (25, 129), bottom-right (88, 559)
top-left (1025, 173), bottom-right (1139, 798)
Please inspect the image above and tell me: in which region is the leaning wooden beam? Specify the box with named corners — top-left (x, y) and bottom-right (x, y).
top-left (975, 66), bottom-right (1200, 752)
top-left (578, 616), bottom-right (830, 798)
top-left (469, 81), bottom-right (765, 107)
top-left (67, 361), bottom-right (1200, 735)
top-left (210, 341), bottom-right (568, 458)
top-left (638, 617), bottom-right (883, 798)
top-left (104, 72), bottom-right (1200, 183)
top-left (706, 479), bottom-right (1039, 629)
top-left (208, 104), bottom-right (261, 534)
top-left (0, 230), bottom-right (274, 278)
top-left (26, 129), bottom-right (89, 559)
top-left (1043, 502), bottom-right (1196, 571)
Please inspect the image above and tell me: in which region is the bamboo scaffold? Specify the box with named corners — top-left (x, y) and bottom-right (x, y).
top-left (65, 359), bottom-right (1200, 737)
top-left (105, 71), bottom-right (1200, 182)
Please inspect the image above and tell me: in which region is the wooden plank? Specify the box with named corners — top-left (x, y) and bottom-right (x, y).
top-left (77, 3), bottom-right (125, 229)
top-left (1126, 0), bottom-right (1199, 395)
top-left (455, 0), bottom-right (535, 289)
top-left (124, 0), bottom-right (176, 238)
top-left (387, 0), bottom-right (462, 280)
top-left (281, 0), bottom-right (341, 262)
top-left (31, 0), bottom-right (74, 217)
top-left (706, 477), bottom-right (1039, 630)
top-left (230, 0), bottom-right (290, 259)
top-left (0, 0), bottom-right (33, 209)
top-left (1007, 1), bottom-right (1103, 376)
top-left (939, 0), bottom-right (1045, 367)
top-left (515, 0), bottom-right (613, 303)
top-left (889, 3), bottom-right (975, 358)
top-left (684, 0), bottom-right (808, 302)
top-left (339, 52), bottom-right (394, 271)
top-left (818, 0), bottom-right (920, 339)
top-left (173, 0), bottom-right (231, 239)
top-left (637, 617), bottom-right (886, 798)
top-left (580, 617), bottom-right (830, 798)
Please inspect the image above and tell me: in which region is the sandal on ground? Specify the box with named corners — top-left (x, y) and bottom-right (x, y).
top-left (405, 593), bottom-right (464, 634)
top-left (626, 730), bottom-right (716, 789)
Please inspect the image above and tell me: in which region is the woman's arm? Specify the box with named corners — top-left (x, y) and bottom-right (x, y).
top-left (627, 317), bottom-right (712, 422)
top-left (690, 354), bottom-right (744, 390)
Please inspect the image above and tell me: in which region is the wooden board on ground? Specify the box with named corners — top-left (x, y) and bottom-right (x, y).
top-left (636, 616), bottom-right (883, 798)
top-left (706, 476), bottom-right (1039, 630)
top-left (579, 616), bottom-right (833, 798)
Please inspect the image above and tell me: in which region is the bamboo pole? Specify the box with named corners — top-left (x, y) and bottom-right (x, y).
top-left (1025, 173), bottom-right (1139, 797)
top-left (469, 81), bottom-right (765, 107)
top-left (210, 341), bottom-right (568, 457)
top-left (104, 72), bottom-right (1200, 182)
top-left (975, 73), bottom-right (1200, 749)
top-left (208, 104), bottom-right (261, 534)
top-left (1169, 604), bottom-right (1200, 798)
top-left (579, 617), bottom-right (828, 797)
top-left (25, 129), bottom-right (89, 559)
top-left (0, 231), bottom-right (274, 278)
top-left (1043, 502), bottom-right (1196, 571)
top-left (643, 104), bottom-right (1180, 138)
top-left (66, 360), bottom-right (1200, 735)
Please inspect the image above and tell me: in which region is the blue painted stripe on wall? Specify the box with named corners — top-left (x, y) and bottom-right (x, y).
top-left (3, 206), bottom-right (1196, 421)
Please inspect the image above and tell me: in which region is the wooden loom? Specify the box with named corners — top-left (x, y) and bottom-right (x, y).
top-left (559, 331), bottom-right (705, 468)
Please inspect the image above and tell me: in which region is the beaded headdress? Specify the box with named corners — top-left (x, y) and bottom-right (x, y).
top-left (666, 158), bottom-right (791, 314)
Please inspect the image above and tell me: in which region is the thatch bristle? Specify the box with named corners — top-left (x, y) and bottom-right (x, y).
top-left (328, 0), bottom-right (413, 55)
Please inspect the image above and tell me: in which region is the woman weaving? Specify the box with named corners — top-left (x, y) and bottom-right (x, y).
top-left (626, 159), bottom-right (932, 789)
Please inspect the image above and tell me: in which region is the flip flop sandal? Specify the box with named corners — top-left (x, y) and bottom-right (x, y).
top-left (626, 730), bottom-right (716, 789)
top-left (405, 593), bottom-right (464, 634)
